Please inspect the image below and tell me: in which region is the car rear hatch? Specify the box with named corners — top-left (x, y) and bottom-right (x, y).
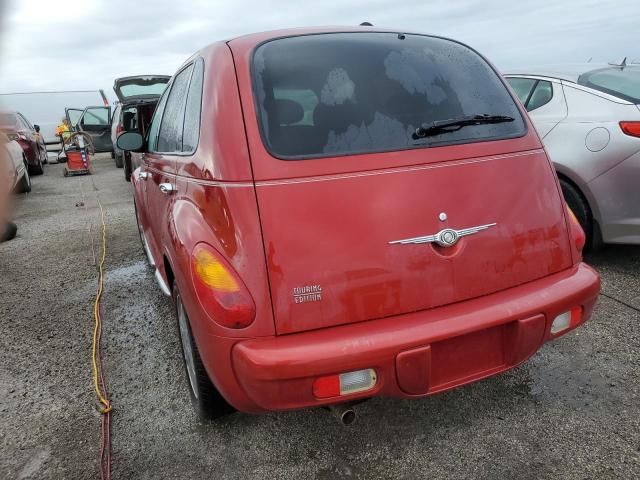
top-left (238, 32), bottom-right (574, 335)
top-left (113, 75), bottom-right (170, 103)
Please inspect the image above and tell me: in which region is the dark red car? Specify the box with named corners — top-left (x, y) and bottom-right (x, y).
top-left (118, 28), bottom-right (600, 421)
top-left (0, 111), bottom-right (47, 175)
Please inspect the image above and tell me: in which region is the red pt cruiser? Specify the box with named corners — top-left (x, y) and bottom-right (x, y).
top-left (118, 28), bottom-right (600, 421)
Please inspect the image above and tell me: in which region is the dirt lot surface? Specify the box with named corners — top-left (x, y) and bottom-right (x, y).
top-left (1, 155), bottom-right (639, 479)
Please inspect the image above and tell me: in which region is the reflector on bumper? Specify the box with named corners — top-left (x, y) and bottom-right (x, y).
top-left (313, 369), bottom-right (377, 399)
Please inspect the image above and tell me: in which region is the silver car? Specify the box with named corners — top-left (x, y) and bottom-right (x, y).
top-left (505, 64), bottom-right (640, 248)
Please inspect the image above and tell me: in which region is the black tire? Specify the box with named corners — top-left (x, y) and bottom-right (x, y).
top-left (16, 162), bottom-right (31, 193)
top-left (0, 222), bottom-right (17, 243)
top-left (173, 281), bottom-right (235, 420)
top-left (559, 178), bottom-right (597, 251)
top-left (124, 152), bottom-right (132, 182)
top-left (111, 151), bottom-right (115, 159)
top-left (114, 152), bottom-right (124, 168)
top-left (29, 156), bottom-right (44, 176)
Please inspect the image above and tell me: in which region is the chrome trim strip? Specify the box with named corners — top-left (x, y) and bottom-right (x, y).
top-left (144, 149), bottom-right (542, 188)
top-left (389, 223), bottom-right (497, 247)
top-left (141, 233), bottom-right (155, 267)
top-left (254, 150), bottom-right (543, 187)
top-left (154, 269), bottom-right (172, 297)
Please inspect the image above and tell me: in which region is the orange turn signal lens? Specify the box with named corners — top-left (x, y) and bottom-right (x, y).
top-left (193, 248), bottom-right (240, 292)
top-left (566, 204), bottom-right (586, 252)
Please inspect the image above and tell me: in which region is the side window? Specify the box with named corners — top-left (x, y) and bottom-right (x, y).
top-left (147, 90), bottom-right (170, 151)
top-left (156, 64), bottom-right (193, 153)
top-left (527, 81), bottom-right (553, 111)
top-left (82, 107), bottom-right (110, 126)
top-left (506, 78), bottom-right (536, 106)
top-left (182, 59), bottom-right (204, 153)
top-left (18, 114), bottom-right (32, 130)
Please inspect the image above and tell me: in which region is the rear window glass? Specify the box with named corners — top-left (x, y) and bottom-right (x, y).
top-left (119, 81), bottom-right (168, 98)
top-left (253, 32), bottom-right (525, 159)
top-left (578, 67), bottom-right (640, 103)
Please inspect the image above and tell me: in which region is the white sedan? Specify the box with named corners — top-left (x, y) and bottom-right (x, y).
top-left (505, 64), bottom-right (640, 249)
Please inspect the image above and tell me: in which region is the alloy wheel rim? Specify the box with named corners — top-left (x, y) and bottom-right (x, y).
top-left (177, 296), bottom-right (198, 399)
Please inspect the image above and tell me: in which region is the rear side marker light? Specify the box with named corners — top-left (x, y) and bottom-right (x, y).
top-left (566, 204), bottom-right (586, 252)
top-left (620, 121), bottom-right (640, 138)
top-left (313, 369), bottom-right (377, 399)
top-left (551, 307), bottom-right (583, 334)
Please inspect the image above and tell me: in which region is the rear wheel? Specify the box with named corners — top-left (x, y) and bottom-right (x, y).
top-left (30, 156), bottom-right (44, 176)
top-left (114, 151), bottom-right (124, 168)
top-left (559, 178), bottom-right (598, 251)
top-left (173, 281), bottom-right (235, 420)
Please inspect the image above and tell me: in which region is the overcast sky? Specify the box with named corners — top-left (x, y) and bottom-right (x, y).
top-left (1, 0), bottom-right (639, 100)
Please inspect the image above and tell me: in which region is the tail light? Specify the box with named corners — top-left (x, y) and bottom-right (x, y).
top-left (619, 121), bottom-right (640, 137)
top-left (313, 369), bottom-right (377, 399)
top-left (116, 124), bottom-right (124, 136)
top-left (550, 307), bottom-right (583, 335)
top-left (190, 243), bottom-right (255, 329)
top-left (566, 204), bottom-right (586, 252)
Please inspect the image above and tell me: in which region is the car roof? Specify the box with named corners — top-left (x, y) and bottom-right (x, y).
top-left (505, 63), bottom-right (640, 83)
top-left (222, 26), bottom-right (459, 55)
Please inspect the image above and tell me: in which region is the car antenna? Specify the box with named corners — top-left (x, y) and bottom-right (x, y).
top-left (608, 57), bottom-right (627, 68)
top-left (360, 22), bottom-right (373, 26)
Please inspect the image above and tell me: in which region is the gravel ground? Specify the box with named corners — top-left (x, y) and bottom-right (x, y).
top-left (1, 155), bottom-right (638, 479)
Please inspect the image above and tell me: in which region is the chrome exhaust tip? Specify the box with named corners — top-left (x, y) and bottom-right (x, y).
top-left (329, 403), bottom-right (357, 426)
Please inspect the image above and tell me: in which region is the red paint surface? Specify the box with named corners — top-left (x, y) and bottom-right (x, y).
top-left (132, 28), bottom-right (601, 413)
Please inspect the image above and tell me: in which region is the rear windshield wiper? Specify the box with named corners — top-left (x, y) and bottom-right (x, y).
top-left (413, 114), bottom-right (515, 140)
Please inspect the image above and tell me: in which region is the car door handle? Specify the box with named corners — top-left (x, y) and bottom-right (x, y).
top-left (159, 183), bottom-right (175, 194)
top-left (138, 171), bottom-right (150, 181)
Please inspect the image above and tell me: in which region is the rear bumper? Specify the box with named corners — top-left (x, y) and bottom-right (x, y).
top-left (214, 263), bottom-right (600, 412)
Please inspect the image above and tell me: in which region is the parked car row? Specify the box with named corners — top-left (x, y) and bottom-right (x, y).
top-left (116, 27), bottom-right (601, 421)
top-left (0, 111), bottom-right (47, 175)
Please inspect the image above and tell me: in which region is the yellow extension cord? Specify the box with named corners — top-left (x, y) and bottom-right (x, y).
top-left (92, 203), bottom-right (112, 414)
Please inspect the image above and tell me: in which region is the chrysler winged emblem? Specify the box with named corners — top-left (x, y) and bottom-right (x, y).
top-left (389, 223), bottom-right (497, 248)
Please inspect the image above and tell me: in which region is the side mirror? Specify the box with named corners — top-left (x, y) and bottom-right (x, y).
top-left (34, 124), bottom-right (40, 133)
top-left (117, 131), bottom-right (144, 152)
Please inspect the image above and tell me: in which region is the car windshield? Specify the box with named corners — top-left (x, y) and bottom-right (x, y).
top-left (578, 67), bottom-right (640, 103)
top-left (119, 80), bottom-right (168, 98)
top-left (252, 32), bottom-right (526, 159)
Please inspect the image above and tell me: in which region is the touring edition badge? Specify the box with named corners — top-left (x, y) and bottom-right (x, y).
top-left (292, 285), bottom-right (322, 304)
